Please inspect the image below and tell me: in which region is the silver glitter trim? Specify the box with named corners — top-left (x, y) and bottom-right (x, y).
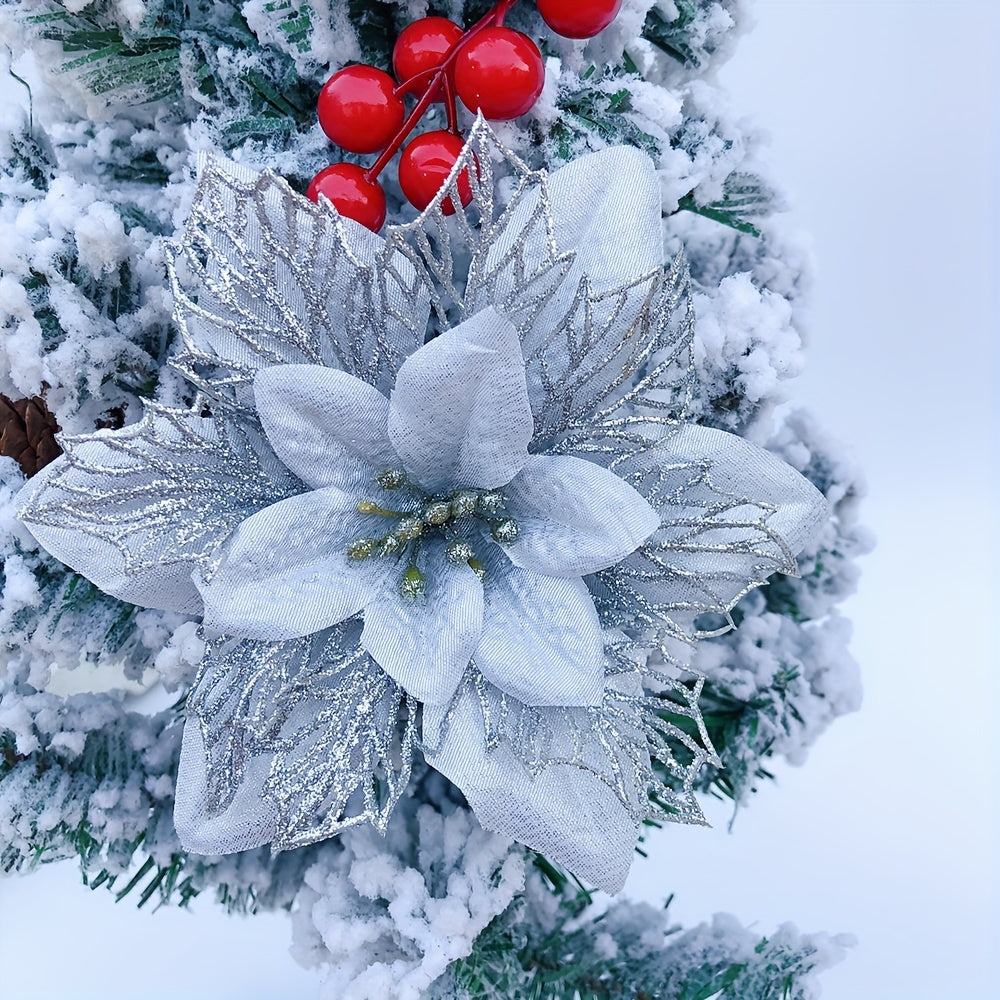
top-left (166, 156), bottom-right (430, 411)
top-left (191, 620), bottom-right (417, 848)
top-left (592, 448), bottom-right (800, 648)
top-left (20, 403), bottom-right (298, 580)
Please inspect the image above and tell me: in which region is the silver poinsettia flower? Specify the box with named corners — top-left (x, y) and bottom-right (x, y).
top-left (202, 320), bottom-right (659, 709)
top-left (17, 122), bottom-right (827, 893)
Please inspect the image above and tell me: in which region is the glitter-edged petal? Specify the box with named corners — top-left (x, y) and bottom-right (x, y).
top-left (183, 626), bottom-right (417, 854)
top-left (595, 423), bottom-right (830, 638)
top-left (473, 142), bottom-right (666, 436)
top-left (254, 364), bottom-right (396, 491)
top-left (474, 553), bottom-right (604, 707)
top-left (484, 145), bottom-right (662, 307)
top-left (361, 545), bottom-right (484, 706)
top-left (168, 154), bottom-right (430, 406)
top-left (424, 687), bottom-right (638, 895)
top-left (16, 406), bottom-right (296, 615)
top-left (388, 307), bottom-right (533, 492)
top-left (503, 455), bottom-right (660, 578)
top-left (174, 718), bottom-right (278, 855)
top-left (197, 487), bottom-right (393, 640)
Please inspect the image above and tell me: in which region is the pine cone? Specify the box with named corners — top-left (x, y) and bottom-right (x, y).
top-left (0, 394), bottom-right (61, 477)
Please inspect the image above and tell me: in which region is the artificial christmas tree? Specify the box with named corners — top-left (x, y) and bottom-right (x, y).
top-left (0, 2), bottom-right (868, 996)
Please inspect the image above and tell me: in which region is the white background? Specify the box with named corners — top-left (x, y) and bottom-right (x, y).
top-left (1, 1), bottom-right (997, 997)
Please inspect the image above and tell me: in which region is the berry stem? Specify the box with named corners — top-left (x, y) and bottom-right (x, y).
top-left (443, 71), bottom-right (459, 134)
top-left (364, 0), bottom-right (521, 183)
top-left (493, 0), bottom-right (517, 26)
top-left (365, 78), bottom-right (441, 182)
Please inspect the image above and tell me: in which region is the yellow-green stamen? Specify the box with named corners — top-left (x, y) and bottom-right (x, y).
top-left (348, 470), bottom-right (519, 593)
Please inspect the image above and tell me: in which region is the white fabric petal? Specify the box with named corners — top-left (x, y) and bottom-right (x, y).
top-left (479, 146), bottom-right (664, 397)
top-left (504, 455), bottom-right (659, 578)
top-left (197, 487), bottom-right (394, 640)
top-left (361, 545), bottom-right (484, 706)
top-left (387, 308), bottom-right (533, 492)
top-left (475, 553), bottom-right (604, 707)
top-left (423, 690), bottom-right (638, 895)
top-left (174, 719), bottom-right (278, 855)
top-left (254, 364), bottom-right (396, 491)
top-left (483, 146), bottom-right (662, 302)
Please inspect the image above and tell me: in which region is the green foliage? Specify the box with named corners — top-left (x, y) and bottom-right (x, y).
top-left (0, 718), bottom-right (319, 912)
top-left (1, 722), bottom-right (155, 876)
top-left (49, 573), bottom-right (143, 655)
top-left (99, 850), bottom-right (200, 908)
top-left (551, 66), bottom-right (662, 161)
top-left (31, 12), bottom-right (180, 102)
top-left (185, 7), bottom-right (315, 148)
top-left (765, 569), bottom-right (815, 624)
top-left (687, 677), bottom-right (786, 801)
top-left (643, 0), bottom-right (712, 69)
top-left (258, 0), bottom-right (314, 54)
top-left (3, 129), bottom-right (53, 190)
top-left (18, 1), bottom-right (315, 147)
top-left (347, 0), bottom-right (401, 64)
top-left (2, 171), bottom-right (170, 411)
top-left (444, 865), bottom-right (833, 999)
top-left (678, 172), bottom-right (774, 238)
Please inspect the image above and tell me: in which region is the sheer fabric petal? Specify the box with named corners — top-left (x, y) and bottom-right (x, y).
top-left (15, 407), bottom-right (295, 615)
top-left (424, 690), bottom-right (638, 895)
top-left (387, 308), bottom-right (533, 492)
top-left (254, 364), bottom-right (396, 490)
top-left (169, 155), bottom-right (429, 403)
top-left (504, 455), bottom-right (659, 578)
top-left (479, 146), bottom-right (665, 419)
top-left (474, 554), bottom-right (604, 707)
top-left (361, 546), bottom-right (484, 706)
top-left (636, 423), bottom-right (827, 587)
top-left (483, 146), bottom-right (662, 309)
top-left (174, 719), bottom-right (278, 855)
top-left (16, 455), bottom-right (203, 615)
top-left (666, 425), bottom-right (830, 556)
top-left (197, 487), bottom-right (394, 640)
top-left (594, 423), bottom-right (829, 635)
top-left (528, 147), bottom-right (663, 297)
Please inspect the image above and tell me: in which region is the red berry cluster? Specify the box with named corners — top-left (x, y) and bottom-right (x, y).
top-left (306, 0), bottom-right (623, 231)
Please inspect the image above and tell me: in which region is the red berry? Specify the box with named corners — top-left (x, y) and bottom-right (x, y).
top-left (317, 65), bottom-right (405, 154)
top-left (306, 163), bottom-right (387, 232)
top-left (398, 131), bottom-right (474, 215)
top-left (393, 17), bottom-right (464, 99)
top-left (537, 0), bottom-right (622, 39)
top-left (453, 27), bottom-right (545, 121)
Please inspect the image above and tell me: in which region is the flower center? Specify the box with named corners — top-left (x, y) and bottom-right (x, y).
top-left (347, 468), bottom-right (519, 600)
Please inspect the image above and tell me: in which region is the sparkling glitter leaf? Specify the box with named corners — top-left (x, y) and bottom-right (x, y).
top-left (18, 404), bottom-right (297, 613)
top-left (189, 620), bottom-right (417, 848)
top-left (386, 120), bottom-right (696, 449)
top-left (424, 652), bottom-right (717, 892)
top-left (167, 155), bottom-right (430, 411)
top-left (588, 423), bottom-right (826, 649)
